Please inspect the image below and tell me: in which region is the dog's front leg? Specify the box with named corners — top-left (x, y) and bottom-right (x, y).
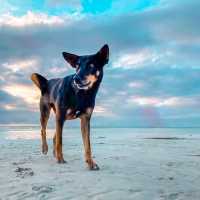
top-left (55, 116), bottom-right (66, 163)
top-left (81, 116), bottom-right (99, 170)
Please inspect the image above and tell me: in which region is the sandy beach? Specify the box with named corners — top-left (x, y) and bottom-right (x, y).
top-left (1, 126), bottom-right (200, 200)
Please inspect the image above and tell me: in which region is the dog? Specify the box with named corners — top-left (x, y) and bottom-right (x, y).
top-left (31, 44), bottom-right (109, 170)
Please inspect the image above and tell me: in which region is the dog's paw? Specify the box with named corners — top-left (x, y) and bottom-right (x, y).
top-left (42, 144), bottom-right (48, 155)
top-left (90, 163), bottom-right (100, 171)
top-left (56, 156), bottom-right (67, 164)
top-left (57, 159), bottom-right (67, 164)
top-left (87, 160), bottom-right (100, 170)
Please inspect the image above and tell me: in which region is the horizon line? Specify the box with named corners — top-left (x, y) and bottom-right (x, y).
top-left (0, 123), bottom-right (200, 129)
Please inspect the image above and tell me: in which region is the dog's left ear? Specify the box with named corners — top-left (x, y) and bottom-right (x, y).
top-left (96, 44), bottom-right (109, 65)
top-left (62, 52), bottom-right (79, 68)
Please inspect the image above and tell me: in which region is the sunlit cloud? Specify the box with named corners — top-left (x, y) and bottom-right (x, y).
top-left (1, 84), bottom-right (40, 109)
top-left (2, 104), bottom-right (16, 110)
top-left (128, 81), bottom-right (144, 88)
top-left (112, 50), bottom-right (158, 69)
top-left (0, 11), bottom-right (82, 27)
top-left (2, 59), bottom-right (38, 73)
top-left (128, 96), bottom-right (160, 106)
top-left (93, 105), bottom-right (115, 117)
top-left (127, 96), bottom-right (199, 107)
top-left (156, 97), bottom-right (199, 107)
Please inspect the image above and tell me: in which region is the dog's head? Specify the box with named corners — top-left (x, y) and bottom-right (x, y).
top-left (62, 44), bottom-right (109, 90)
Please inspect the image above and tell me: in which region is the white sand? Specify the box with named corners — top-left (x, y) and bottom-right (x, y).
top-left (1, 127), bottom-right (200, 200)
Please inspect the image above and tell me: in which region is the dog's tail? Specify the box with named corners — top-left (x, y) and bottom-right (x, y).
top-left (31, 73), bottom-right (48, 95)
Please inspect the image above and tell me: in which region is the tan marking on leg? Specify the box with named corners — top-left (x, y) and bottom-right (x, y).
top-left (86, 107), bottom-right (93, 116)
top-left (80, 116), bottom-right (99, 170)
top-left (55, 118), bottom-right (66, 163)
top-left (40, 99), bottom-right (50, 155)
top-left (67, 108), bottom-right (72, 115)
top-left (41, 128), bottom-right (48, 154)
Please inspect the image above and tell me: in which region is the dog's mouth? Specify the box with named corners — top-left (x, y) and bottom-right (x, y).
top-left (73, 76), bottom-right (91, 90)
top-left (73, 80), bottom-right (91, 90)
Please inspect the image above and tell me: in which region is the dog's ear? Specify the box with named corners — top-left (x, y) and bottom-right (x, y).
top-left (96, 44), bottom-right (109, 65)
top-left (62, 52), bottom-right (79, 68)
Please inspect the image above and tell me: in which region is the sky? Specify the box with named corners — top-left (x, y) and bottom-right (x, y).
top-left (0, 0), bottom-right (200, 127)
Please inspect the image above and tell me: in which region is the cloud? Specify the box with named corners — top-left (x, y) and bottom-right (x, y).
top-left (128, 81), bottom-right (145, 89)
top-left (93, 105), bottom-right (115, 117)
top-left (127, 96), bottom-right (200, 107)
top-left (2, 58), bottom-right (38, 73)
top-left (0, 89), bottom-right (30, 113)
top-left (1, 83), bottom-right (40, 110)
top-left (112, 49), bottom-right (159, 69)
top-left (2, 104), bottom-right (17, 111)
top-left (0, 11), bottom-right (66, 27)
top-left (0, 90), bottom-right (18, 104)
top-left (1, 0), bottom-right (198, 68)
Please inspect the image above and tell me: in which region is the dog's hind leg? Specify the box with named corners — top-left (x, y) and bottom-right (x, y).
top-left (55, 114), bottom-right (66, 163)
top-left (40, 97), bottom-right (51, 155)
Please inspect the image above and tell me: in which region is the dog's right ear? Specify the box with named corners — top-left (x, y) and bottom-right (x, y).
top-left (62, 52), bottom-right (79, 68)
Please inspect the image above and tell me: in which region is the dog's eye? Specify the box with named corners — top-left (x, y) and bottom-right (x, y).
top-left (90, 63), bottom-right (95, 68)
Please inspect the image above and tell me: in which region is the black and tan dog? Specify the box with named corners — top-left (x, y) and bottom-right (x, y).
top-left (31, 44), bottom-right (109, 170)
